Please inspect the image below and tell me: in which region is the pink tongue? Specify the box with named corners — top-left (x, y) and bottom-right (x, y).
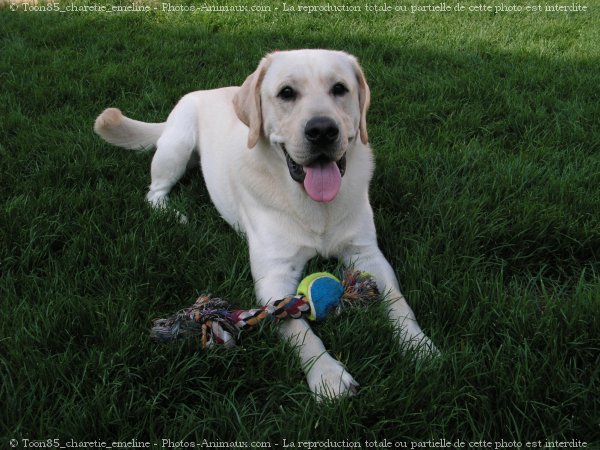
top-left (303, 160), bottom-right (342, 202)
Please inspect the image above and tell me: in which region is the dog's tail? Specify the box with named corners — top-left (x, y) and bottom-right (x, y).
top-left (94, 108), bottom-right (165, 151)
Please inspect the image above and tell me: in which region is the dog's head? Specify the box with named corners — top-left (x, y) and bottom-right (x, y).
top-left (233, 49), bottom-right (370, 203)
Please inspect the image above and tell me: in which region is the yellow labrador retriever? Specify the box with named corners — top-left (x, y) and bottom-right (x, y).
top-left (95, 49), bottom-right (436, 399)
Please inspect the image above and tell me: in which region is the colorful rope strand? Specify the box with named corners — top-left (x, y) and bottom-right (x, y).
top-left (150, 270), bottom-right (379, 349)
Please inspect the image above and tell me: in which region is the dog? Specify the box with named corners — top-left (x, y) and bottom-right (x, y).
top-left (94, 49), bottom-right (437, 399)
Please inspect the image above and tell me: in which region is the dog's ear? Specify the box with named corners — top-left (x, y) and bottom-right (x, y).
top-left (350, 56), bottom-right (371, 145)
top-left (233, 56), bottom-right (271, 149)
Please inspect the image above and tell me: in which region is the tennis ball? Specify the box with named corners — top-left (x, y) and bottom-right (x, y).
top-left (297, 272), bottom-right (343, 321)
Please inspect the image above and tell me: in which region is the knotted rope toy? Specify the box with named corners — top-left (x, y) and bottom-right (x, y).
top-left (151, 270), bottom-right (379, 349)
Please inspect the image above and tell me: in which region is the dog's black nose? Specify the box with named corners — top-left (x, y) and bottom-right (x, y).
top-left (305, 117), bottom-right (339, 146)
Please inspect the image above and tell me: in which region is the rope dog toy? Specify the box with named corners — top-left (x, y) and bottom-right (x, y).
top-left (151, 270), bottom-right (379, 349)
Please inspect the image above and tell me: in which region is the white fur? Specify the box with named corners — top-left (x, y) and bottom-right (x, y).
top-left (95, 49), bottom-right (436, 399)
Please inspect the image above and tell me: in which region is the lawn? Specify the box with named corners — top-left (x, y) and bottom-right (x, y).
top-left (1, 0), bottom-right (599, 447)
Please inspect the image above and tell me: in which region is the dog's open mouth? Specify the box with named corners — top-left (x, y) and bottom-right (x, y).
top-left (283, 145), bottom-right (346, 203)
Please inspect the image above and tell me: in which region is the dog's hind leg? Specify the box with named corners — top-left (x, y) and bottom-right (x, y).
top-left (146, 96), bottom-right (198, 215)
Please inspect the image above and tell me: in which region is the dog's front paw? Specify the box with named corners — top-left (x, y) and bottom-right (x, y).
top-left (395, 320), bottom-right (440, 359)
top-left (306, 354), bottom-right (358, 401)
top-left (146, 191), bottom-right (189, 224)
top-left (410, 333), bottom-right (440, 359)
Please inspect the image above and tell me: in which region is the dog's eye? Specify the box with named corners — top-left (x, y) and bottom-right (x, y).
top-left (278, 86), bottom-right (297, 101)
top-left (331, 83), bottom-right (348, 97)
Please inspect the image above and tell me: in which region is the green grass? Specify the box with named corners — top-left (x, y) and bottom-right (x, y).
top-left (1, 1), bottom-right (599, 447)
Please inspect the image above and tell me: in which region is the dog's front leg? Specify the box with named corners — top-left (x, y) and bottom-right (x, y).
top-left (342, 244), bottom-right (438, 357)
top-left (249, 244), bottom-right (359, 399)
top-left (279, 317), bottom-right (359, 399)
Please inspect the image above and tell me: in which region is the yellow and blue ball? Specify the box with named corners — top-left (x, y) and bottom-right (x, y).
top-left (296, 272), bottom-right (344, 321)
